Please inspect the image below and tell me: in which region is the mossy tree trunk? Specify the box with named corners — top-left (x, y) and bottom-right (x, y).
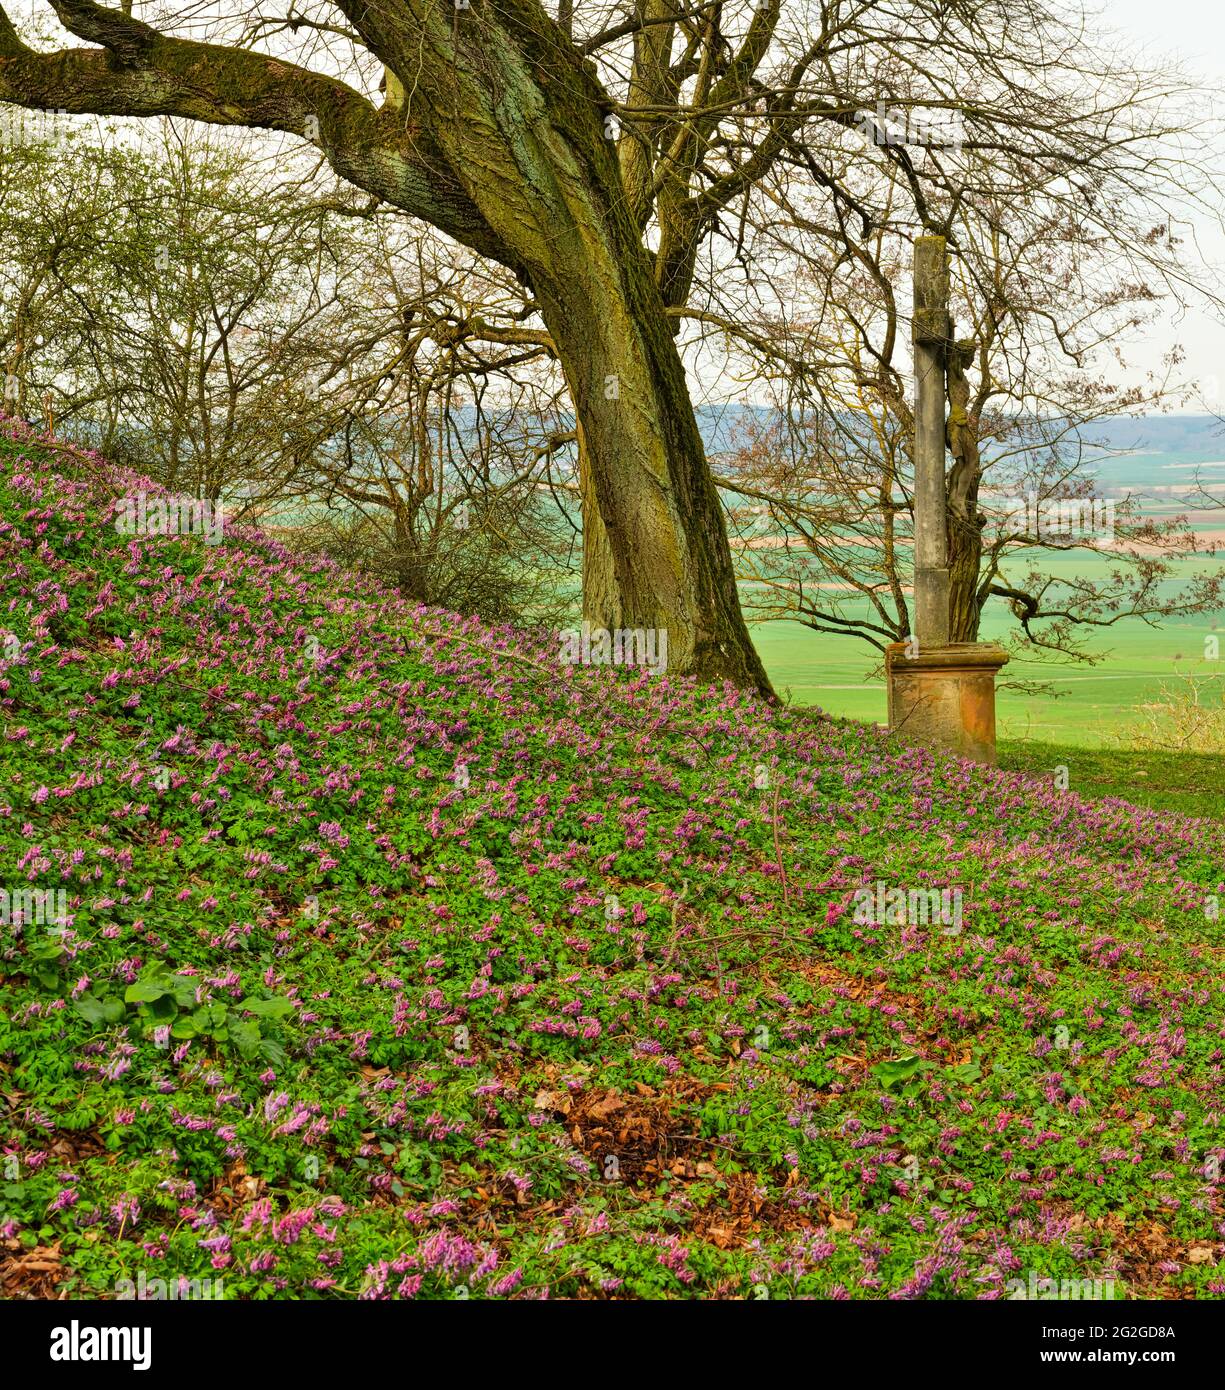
top-left (364, 0), bottom-right (770, 688)
top-left (946, 340), bottom-right (985, 643)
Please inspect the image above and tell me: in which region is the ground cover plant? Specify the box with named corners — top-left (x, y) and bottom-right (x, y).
top-left (1, 421), bottom-right (1224, 1301)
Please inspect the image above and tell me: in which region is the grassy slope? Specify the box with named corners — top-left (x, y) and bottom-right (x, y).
top-left (997, 743), bottom-right (1225, 821)
top-left (2, 424), bottom-right (1224, 1301)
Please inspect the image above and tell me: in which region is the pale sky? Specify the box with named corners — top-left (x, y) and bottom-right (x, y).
top-left (1102, 0), bottom-right (1225, 70)
top-left (7, 0), bottom-right (1224, 411)
top-left (1096, 0), bottom-right (1225, 409)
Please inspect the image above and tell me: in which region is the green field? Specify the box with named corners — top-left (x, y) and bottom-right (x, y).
top-left (995, 740), bottom-right (1225, 818)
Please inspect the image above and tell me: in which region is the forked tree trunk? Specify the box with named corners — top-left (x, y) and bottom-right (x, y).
top-left (576, 423), bottom-right (620, 630)
top-left (539, 253), bottom-right (769, 690)
top-left (363, 1), bottom-right (774, 694)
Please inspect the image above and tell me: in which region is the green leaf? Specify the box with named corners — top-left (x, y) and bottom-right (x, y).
top-left (871, 1056), bottom-right (933, 1091)
top-left (73, 993), bottom-right (126, 1025)
top-left (169, 975), bottom-right (199, 1007)
top-left (145, 993), bottom-right (178, 1021)
top-left (947, 1061), bottom-right (982, 1083)
top-left (125, 980), bottom-right (169, 1004)
top-left (229, 1019), bottom-right (261, 1058)
top-left (236, 996), bottom-right (295, 1021)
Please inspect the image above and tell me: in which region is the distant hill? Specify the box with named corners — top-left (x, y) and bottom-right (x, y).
top-left (1074, 415), bottom-right (1225, 456)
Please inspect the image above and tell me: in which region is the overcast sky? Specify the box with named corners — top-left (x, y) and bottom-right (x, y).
top-left (1097, 0), bottom-right (1225, 410)
top-left (1104, 0), bottom-right (1225, 69)
top-left (9, 0), bottom-right (1224, 412)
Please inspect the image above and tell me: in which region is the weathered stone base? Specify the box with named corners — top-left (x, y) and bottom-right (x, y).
top-left (886, 641), bottom-right (1009, 765)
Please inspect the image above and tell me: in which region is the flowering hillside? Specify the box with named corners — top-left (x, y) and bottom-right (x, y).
top-left (1, 422), bottom-right (1223, 1300)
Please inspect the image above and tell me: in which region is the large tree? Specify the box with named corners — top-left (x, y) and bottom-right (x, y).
top-left (0, 0), bottom-right (776, 691)
top-left (3, 1), bottom-right (1215, 695)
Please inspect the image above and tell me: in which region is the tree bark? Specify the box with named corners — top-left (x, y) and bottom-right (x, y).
top-left (543, 263), bottom-right (768, 685)
top-left (360, 0), bottom-right (770, 688)
top-left (946, 340), bottom-right (985, 643)
top-left (576, 421), bottom-right (619, 631)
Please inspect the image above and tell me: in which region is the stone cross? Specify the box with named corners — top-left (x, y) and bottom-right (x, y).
top-left (912, 235), bottom-right (951, 648)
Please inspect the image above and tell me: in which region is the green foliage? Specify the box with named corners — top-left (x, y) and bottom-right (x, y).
top-left (1, 432), bottom-right (1223, 1301)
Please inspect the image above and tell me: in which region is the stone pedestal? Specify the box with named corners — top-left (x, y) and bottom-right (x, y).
top-left (886, 641), bottom-right (1009, 764)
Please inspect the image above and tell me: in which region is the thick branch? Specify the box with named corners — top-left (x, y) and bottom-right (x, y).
top-left (0, 3), bottom-right (509, 266)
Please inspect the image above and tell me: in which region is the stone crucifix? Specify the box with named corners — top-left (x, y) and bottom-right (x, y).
top-left (911, 234), bottom-right (952, 649)
top-left (885, 233), bottom-right (1008, 764)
